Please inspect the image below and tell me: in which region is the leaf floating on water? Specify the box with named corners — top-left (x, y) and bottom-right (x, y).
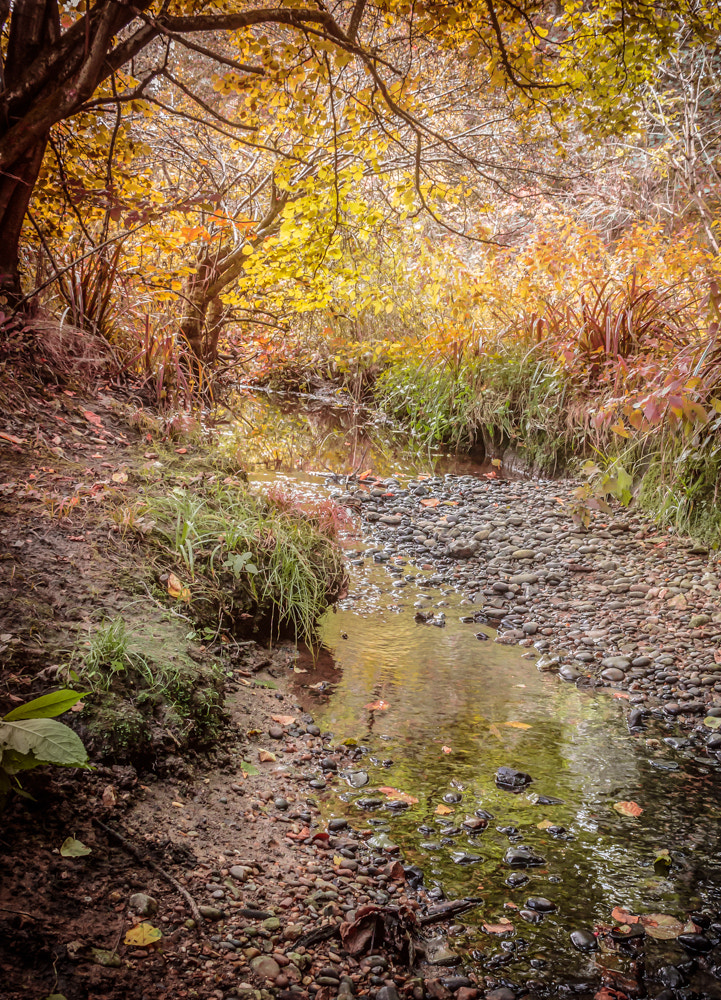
top-left (441, 745), bottom-right (452, 754)
top-left (483, 919), bottom-right (514, 934)
top-left (365, 700), bottom-right (389, 711)
top-left (613, 800), bottom-right (643, 817)
top-left (60, 837), bottom-right (92, 857)
top-left (378, 786), bottom-right (418, 805)
top-left (504, 721), bottom-right (531, 730)
top-left (641, 913), bottom-right (685, 940)
top-left (537, 819), bottom-right (553, 830)
top-left (124, 922), bottom-right (162, 947)
top-left (435, 803), bottom-right (453, 815)
top-left (489, 724), bottom-right (504, 741)
top-left (611, 906), bottom-right (639, 924)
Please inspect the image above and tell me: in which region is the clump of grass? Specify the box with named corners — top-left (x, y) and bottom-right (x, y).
top-left (140, 479), bottom-right (347, 642)
top-left (82, 615), bottom-right (154, 690)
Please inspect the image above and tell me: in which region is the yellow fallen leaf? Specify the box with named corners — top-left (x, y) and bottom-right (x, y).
top-left (124, 922), bottom-right (162, 947)
top-left (435, 803), bottom-right (453, 815)
top-left (537, 819), bottom-right (553, 830)
top-left (489, 724), bottom-right (504, 741)
top-left (167, 572), bottom-right (190, 601)
top-left (504, 721), bottom-right (531, 730)
top-left (259, 749), bottom-right (277, 762)
top-left (112, 471), bottom-right (128, 484)
top-left (378, 786), bottom-right (419, 805)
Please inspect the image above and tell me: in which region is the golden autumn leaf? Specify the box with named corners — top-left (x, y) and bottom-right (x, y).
top-left (378, 787), bottom-right (418, 805)
top-left (435, 803), bottom-right (453, 815)
top-left (124, 922), bottom-right (162, 946)
top-left (504, 721), bottom-right (531, 730)
top-left (258, 749), bottom-right (277, 762)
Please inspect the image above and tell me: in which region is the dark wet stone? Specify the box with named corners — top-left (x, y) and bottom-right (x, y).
top-left (269, 725), bottom-right (284, 739)
top-left (495, 766), bottom-right (532, 790)
top-left (677, 933), bottom-right (713, 953)
top-left (535, 796), bottom-right (564, 805)
top-left (504, 846), bottom-right (546, 867)
top-left (610, 923), bottom-right (645, 942)
top-left (328, 818), bottom-right (348, 831)
top-left (309, 779), bottom-right (327, 789)
top-left (628, 708), bottom-right (647, 729)
top-left (356, 798), bottom-right (383, 810)
top-left (440, 977), bottom-right (473, 991)
top-left (570, 930), bottom-right (598, 952)
top-left (462, 817), bottom-right (487, 831)
top-left (526, 897), bottom-right (556, 912)
top-left (451, 851), bottom-right (482, 865)
top-left (657, 966), bottom-right (686, 988)
top-left (274, 797), bottom-right (289, 810)
top-left (376, 988), bottom-right (401, 1000)
top-left (443, 791), bottom-right (463, 803)
top-left (474, 809), bottom-right (495, 820)
top-left (404, 864), bottom-right (424, 888)
top-left (505, 872), bottom-right (529, 888)
top-left (346, 771), bottom-right (369, 788)
top-left (601, 667), bottom-right (625, 683)
top-left (520, 909), bottom-right (544, 924)
top-left (424, 939), bottom-right (461, 966)
top-left (306, 724), bottom-right (321, 736)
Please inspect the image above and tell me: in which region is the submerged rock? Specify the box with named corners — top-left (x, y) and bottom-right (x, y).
top-left (495, 766), bottom-right (532, 790)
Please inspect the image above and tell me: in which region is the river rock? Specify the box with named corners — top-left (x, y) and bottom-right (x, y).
top-left (570, 930), bottom-right (598, 952)
top-left (525, 896), bottom-right (556, 912)
top-left (504, 846), bottom-right (545, 867)
top-left (128, 892), bottom-right (157, 916)
top-left (251, 956), bottom-right (281, 979)
top-left (601, 667), bottom-right (626, 682)
top-left (424, 938), bottom-right (461, 966)
top-left (495, 766), bottom-right (532, 790)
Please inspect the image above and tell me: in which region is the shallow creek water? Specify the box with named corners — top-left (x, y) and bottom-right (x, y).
top-left (237, 393), bottom-right (721, 993)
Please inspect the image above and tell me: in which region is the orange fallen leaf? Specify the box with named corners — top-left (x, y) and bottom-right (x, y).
top-left (271, 714), bottom-right (295, 726)
top-left (611, 906), bottom-right (639, 924)
top-left (378, 787), bottom-right (418, 805)
top-left (435, 803), bottom-right (453, 815)
top-left (420, 498), bottom-right (440, 507)
top-left (612, 692), bottom-right (630, 700)
top-left (83, 410), bottom-right (103, 427)
top-left (167, 572), bottom-right (190, 601)
top-left (504, 721), bottom-right (531, 730)
top-left (613, 800), bottom-right (643, 817)
top-left (0, 432), bottom-right (24, 445)
top-left (365, 700), bottom-right (390, 711)
top-left (358, 469), bottom-right (374, 480)
top-left (175, 447), bottom-right (188, 454)
top-left (259, 749), bottom-right (277, 763)
top-left (441, 745), bottom-right (452, 754)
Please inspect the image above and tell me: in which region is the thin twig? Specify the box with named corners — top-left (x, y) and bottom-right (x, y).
top-left (0, 905), bottom-right (39, 920)
top-left (93, 818), bottom-right (205, 925)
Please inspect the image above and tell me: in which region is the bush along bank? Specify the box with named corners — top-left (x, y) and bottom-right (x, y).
top-left (0, 384), bottom-right (348, 774)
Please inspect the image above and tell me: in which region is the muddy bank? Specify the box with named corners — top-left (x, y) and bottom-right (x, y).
top-left (330, 471), bottom-right (721, 725)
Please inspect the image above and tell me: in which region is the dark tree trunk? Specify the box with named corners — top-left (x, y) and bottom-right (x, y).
top-left (0, 139), bottom-right (47, 305)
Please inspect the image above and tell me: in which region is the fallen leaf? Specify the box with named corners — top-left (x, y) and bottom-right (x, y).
top-left (483, 919), bottom-right (514, 934)
top-left (111, 471), bottom-right (128, 484)
top-left (124, 922), bottom-right (162, 947)
top-left (714, 649), bottom-right (721, 664)
top-left (102, 785), bottom-right (117, 808)
top-left (641, 913), bottom-right (685, 940)
top-left (491, 458), bottom-right (502, 468)
top-left (441, 745), bottom-right (452, 754)
top-left (60, 837), bottom-right (92, 858)
top-left (0, 432), bottom-right (25, 445)
top-left (420, 498), bottom-right (440, 507)
top-left (271, 714), bottom-right (295, 726)
top-left (613, 801), bottom-right (643, 817)
top-left (365, 700), bottom-right (390, 711)
top-left (489, 724), bottom-right (504, 741)
top-left (378, 786), bottom-right (418, 805)
top-left (166, 572), bottom-right (190, 601)
top-left (537, 819), bottom-right (553, 830)
top-left (91, 948), bottom-right (121, 967)
top-left (259, 749), bottom-right (277, 763)
top-left (435, 803), bottom-right (453, 815)
top-left (611, 906), bottom-right (639, 924)
top-left (83, 410), bottom-right (103, 427)
top-left (504, 721), bottom-right (531, 730)
top-left (612, 692), bottom-right (630, 700)
top-left (175, 447), bottom-right (188, 454)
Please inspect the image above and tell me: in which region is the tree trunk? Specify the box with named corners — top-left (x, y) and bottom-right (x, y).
top-left (179, 248), bottom-right (226, 363)
top-left (0, 138), bottom-right (47, 306)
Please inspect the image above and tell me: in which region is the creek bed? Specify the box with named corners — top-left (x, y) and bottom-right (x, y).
top-left (237, 392), bottom-right (721, 995)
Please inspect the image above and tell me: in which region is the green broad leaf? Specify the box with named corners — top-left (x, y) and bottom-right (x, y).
top-left (0, 718), bottom-right (88, 767)
top-left (240, 760), bottom-right (259, 775)
top-left (61, 836), bottom-right (92, 857)
top-left (0, 747), bottom-right (44, 774)
top-left (4, 689), bottom-right (87, 721)
top-left (45, 994), bottom-right (68, 1000)
top-left (253, 679), bottom-right (277, 689)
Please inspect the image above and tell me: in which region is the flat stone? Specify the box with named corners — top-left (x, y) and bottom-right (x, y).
top-left (601, 655), bottom-right (631, 670)
top-left (511, 549), bottom-right (537, 560)
top-left (251, 956), bottom-right (281, 979)
top-left (495, 766), bottom-right (532, 790)
top-left (570, 930), bottom-right (598, 952)
top-left (128, 892), bottom-right (158, 917)
top-left (504, 846), bottom-right (545, 867)
top-left (510, 573), bottom-right (538, 585)
top-left (601, 667), bottom-right (625, 682)
top-left (425, 939), bottom-right (461, 967)
top-left (525, 896), bottom-right (556, 912)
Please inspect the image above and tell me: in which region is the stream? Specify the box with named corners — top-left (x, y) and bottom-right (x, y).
top-left (233, 391), bottom-right (721, 995)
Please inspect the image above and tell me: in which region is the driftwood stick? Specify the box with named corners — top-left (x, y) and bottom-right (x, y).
top-left (419, 898), bottom-right (483, 926)
top-left (93, 818), bottom-right (205, 925)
